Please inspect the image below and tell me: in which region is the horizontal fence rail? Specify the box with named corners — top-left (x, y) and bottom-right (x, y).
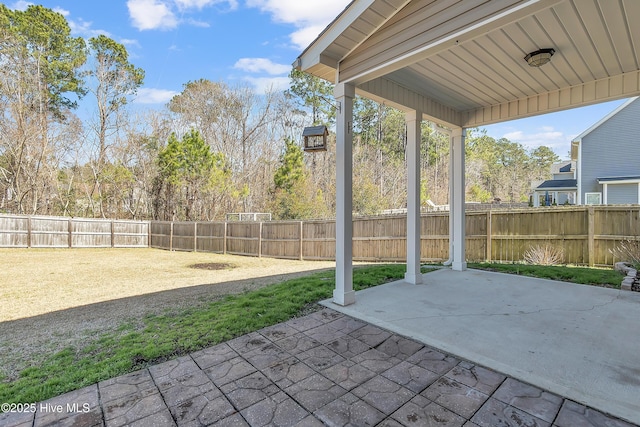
top-left (3, 206), bottom-right (639, 266)
top-left (0, 214), bottom-right (149, 248)
top-left (149, 206), bottom-right (640, 266)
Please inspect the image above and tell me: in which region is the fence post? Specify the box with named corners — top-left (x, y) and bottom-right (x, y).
top-left (258, 222), bottom-right (262, 258)
top-left (194, 222), bottom-right (198, 252)
top-left (111, 220), bottom-right (115, 248)
top-left (486, 210), bottom-right (492, 262)
top-left (169, 221), bottom-right (174, 252)
top-left (223, 222), bottom-right (227, 255)
top-left (588, 206), bottom-right (595, 266)
top-left (299, 221), bottom-right (304, 261)
top-left (68, 218), bottom-right (73, 248)
top-left (27, 216), bottom-right (32, 248)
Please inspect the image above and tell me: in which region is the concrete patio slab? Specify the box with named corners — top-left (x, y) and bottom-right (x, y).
top-left (1, 296), bottom-right (637, 426)
top-left (321, 268), bottom-right (640, 426)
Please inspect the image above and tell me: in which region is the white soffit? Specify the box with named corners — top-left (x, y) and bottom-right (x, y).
top-left (295, 0), bottom-right (640, 128)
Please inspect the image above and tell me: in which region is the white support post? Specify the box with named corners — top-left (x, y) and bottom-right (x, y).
top-left (405, 110), bottom-right (423, 284)
top-left (451, 127), bottom-right (467, 271)
top-left (333, 83), bottom-right (356, 306)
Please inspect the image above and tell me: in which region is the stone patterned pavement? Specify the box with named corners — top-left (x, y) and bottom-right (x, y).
top-left (1, 308), bottom-right (637, 427)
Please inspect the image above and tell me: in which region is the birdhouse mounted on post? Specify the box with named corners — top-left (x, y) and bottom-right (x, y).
top-left (302, 125), bottom-right (328, 152)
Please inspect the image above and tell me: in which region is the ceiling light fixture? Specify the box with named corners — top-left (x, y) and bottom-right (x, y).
top-left (524, 48), bottom-right (555, 67)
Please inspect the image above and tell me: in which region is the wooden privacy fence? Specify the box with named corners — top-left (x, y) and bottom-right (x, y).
top-left (149, 206), bottom-right (640, 266)
top-left (3, 206), bottom-right (638, 265)
top-left (0, 214), bottom-right (149, 248)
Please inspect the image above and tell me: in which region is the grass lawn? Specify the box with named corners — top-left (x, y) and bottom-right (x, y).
top-left (0, 263), bottom-right (408, 407)
top-left (469, 262), bottom-right (623, 288)
top-left (0, 257), bottom-right (623, 408)
top-left (0, 248), bottom-right (336, 322)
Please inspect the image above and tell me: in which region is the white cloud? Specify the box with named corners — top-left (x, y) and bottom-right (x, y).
top-left (134, 88), bottom-right (179, 104)
top-left (290, 25), bottom-right (327, 51)
top-left (127, 0), bottom-right (178, 31)
top-left (10, 1), bottom-right (32, 11)
top-left (68, 17), bottom-right (111, 38)
top-left (52, 7), bottom-right (70, 16)
top-left (503, 129), bottom-right (567, 156)
top-left (242, 76), bottom-right (291, 93)
top-left (174, 0), bottom-right (238, 10)
top-left (120, 38), bottom-right (141, 48)
top-left (127, 0), bottom-right (237, 31)
top-left (234, 58), bottom-right (290, 75)
top-left (184, 18), bottom-right (210, 27)
top-left (246, 0), bottom-right (351, 49)
top-left (502, 131), bottom-right (524, 140)
top-left (246, 0), bottom-right (347, 26)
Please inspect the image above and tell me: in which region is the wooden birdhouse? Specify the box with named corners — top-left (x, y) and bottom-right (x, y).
top-left (302, 125), bottom-right (328, 152)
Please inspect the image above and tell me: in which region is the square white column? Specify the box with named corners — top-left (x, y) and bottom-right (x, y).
top-left (333, 83), bottom-right (355, 306)
top-left (405, 110), bottom-right (423, 284)
top-left (451, 128), bottom-right (467, 271)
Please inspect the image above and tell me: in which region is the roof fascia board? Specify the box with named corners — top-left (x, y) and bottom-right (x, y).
top-left (338, 0), bottom-right (414, 67)
top-left (294, 0), bottom-right (376, 74)
top-left (597, 178), bottom-right (640, 184)
top-left (338, 0), bottom-right (561, 86)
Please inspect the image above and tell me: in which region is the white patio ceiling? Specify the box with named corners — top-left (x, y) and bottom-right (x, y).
top-left (295, 0), bottom-right (640, 128)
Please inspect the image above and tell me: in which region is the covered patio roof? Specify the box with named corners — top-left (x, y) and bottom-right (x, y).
top-left (294, 0), bottom-right (640, 307)
top-left (295, 0), bottom-right (640, 128)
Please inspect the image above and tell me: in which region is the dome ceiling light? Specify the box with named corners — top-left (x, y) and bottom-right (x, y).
top-left (525, 48), bottom-right (555, 67)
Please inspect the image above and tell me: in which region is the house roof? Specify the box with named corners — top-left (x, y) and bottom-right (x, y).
top-left (558, 163), bottom-right (572, 173)
top-left (296, 0), bottom-right (640, 129)
top-left (550, 161), bottom-right (573, 174)
top-left (535, 179), bottom-right (577, 190)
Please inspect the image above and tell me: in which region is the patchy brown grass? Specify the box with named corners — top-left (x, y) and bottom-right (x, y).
top-left (0, 248), bottom-right (335, 322)
top-left (0, 248), bottom-right (335, 380)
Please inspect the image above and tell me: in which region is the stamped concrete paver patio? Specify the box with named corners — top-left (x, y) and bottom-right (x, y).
top-left (322, 268), bottom-right (640, 426)
top-left (1, 307), bottom-right (637, 427)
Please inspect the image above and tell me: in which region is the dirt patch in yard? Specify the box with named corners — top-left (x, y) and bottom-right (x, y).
top-left (0, 248), bottom-right (336, 380)
top-left (190, 262), bottom-right (235, 270)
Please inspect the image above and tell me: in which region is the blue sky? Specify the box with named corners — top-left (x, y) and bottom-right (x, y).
top-left (9, 0), bottom-right (630, 159)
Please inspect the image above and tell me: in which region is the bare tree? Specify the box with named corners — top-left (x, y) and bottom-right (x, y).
top-left (168, 80), bottom-right (278, 215)
top-left (0, 5), bottom-right (86, 214)
top-left (84, 35), bottom-right (144, 217)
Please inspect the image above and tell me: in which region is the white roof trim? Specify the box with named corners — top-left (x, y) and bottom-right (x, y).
top-left (295, 0), bottom-right (403, 73)
top-left (571, 97), bottom-right (640, 144)
top-left (597, 178), bottom-right (640, 185)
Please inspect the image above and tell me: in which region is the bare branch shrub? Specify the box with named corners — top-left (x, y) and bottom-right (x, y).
top-left (610, 239), bottom-right (640, 269)
top-left (523, 243), bottom-right (564, 266)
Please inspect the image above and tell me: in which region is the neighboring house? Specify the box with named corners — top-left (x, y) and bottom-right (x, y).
top-left (532, 97), bottom-right (640, 206)
top-left (531, 161), bottom-right (576, 207)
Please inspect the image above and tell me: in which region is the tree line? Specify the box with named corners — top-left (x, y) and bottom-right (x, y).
top-left (0, 5), bottom-right (560, 221)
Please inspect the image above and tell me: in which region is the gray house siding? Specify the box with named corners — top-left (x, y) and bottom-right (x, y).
top-left (608, 184), bottom-right (638, 204)
top-left (579, 99), bottom-right (640, 201)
